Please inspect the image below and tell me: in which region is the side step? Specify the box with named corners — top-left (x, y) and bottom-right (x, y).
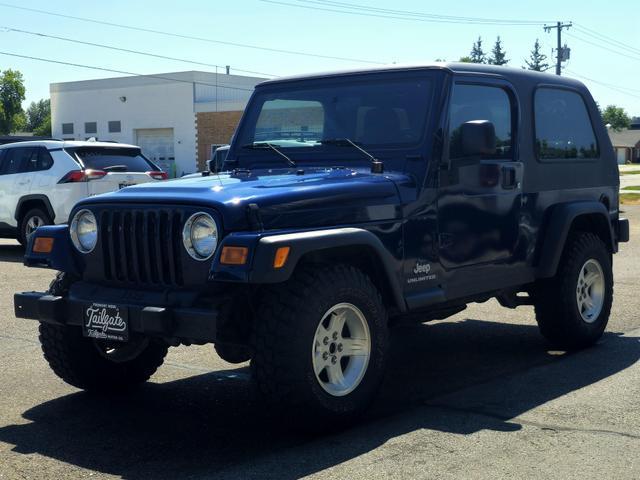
top-left (496, 291), bottom-right (534, 309)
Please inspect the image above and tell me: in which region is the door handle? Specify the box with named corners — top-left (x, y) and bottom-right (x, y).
top-left (501, 165), bottom-right (518, 189)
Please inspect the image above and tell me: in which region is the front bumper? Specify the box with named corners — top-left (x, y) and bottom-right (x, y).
top-left (14, 291), bottom-right (219, 343)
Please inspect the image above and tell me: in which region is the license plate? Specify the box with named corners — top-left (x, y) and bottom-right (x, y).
top-left (118, 183), bottom-right (135, 189)
top-left (83, 303), bottom-right (129, 342)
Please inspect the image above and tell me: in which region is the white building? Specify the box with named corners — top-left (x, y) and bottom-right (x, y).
top-left (51, 71), bottom-right (264, 176)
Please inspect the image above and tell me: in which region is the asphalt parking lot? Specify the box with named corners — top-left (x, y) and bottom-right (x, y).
top-left (1, 209), bottom-right (639, 480)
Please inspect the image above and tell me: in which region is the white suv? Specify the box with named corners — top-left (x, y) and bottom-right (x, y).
top-left (0, 140), bottom-right (167, 244)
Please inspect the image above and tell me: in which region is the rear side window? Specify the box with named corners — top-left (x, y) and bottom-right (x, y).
top-left (25, 148), bottom-right (54, 172)
top-left (1, 147), bottom-right (32, 174)
top-left (449, 84), bottom-right (513, 160)
top-left (68, 147), bottom-right (156, 172)
top-left (534, 88), bottom-right (598, 160)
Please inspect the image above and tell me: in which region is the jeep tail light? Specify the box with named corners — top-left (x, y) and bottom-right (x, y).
top-left (147, 171), bottom-right (168, 180)
top-left (58, 169), bottom-right (107, 183)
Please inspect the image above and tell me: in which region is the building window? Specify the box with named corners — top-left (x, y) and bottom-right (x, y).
top-left (62, 123), bottom-right (74, 135)
top-left (108, 121), bottom-right (121, 133)
top-left (85, 122), bottom-right (97, 134)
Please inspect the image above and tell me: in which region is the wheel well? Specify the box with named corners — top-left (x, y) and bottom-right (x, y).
top-left (15, 197), bottom-right (53, 223)
top-left (298, 245), bottom-right (400, 312)
top-left (568, 213), bottom-right (613, 252)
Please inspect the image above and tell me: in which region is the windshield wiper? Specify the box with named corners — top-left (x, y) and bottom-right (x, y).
top-left (241, 142), bottom-right (297, 168)
top-left (102, 165), bottom-right (128, 172)
top-left (320, 138), bottom-right (383, 173)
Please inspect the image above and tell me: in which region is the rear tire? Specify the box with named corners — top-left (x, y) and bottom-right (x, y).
top-left (533, 232), bottom-right (613, 350)
top-left (18, 207), bottom-right (52, 246)
top-left (252, 264), bottom-right (389, 426)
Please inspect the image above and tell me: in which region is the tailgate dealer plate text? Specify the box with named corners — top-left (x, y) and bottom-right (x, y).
top-left (83, 303), bottom-right (129, 342)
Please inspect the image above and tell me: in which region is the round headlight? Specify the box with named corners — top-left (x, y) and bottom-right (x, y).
top-left (70, 209), bottom-right (98, 253)
top-left (183, 212), bottom-right (218, 260)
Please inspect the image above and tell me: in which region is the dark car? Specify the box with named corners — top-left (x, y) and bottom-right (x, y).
top-left (14, 63), bottom-right (629, 426)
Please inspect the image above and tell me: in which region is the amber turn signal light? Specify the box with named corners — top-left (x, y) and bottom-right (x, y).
top-left (33, 237), bottom-right (54, 254)
top-left (273, 246), bottom-right (290, 269)
top-left (220, 246), bottom-right (249, 265)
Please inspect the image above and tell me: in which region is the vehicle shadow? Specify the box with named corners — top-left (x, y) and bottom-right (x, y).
top-left (0, 243), bottom-right (24, 263)
top-left (0, 319), bottom-right (637, 480)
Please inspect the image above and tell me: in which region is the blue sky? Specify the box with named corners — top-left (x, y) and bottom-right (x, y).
top-left (1, 0), bottom-right (638, 116)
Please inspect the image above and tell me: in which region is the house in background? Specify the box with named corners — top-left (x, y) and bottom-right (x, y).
top-left (608, 118), bottom-right (640, 164)
top-left (51, 71), bottom-right (265, 176)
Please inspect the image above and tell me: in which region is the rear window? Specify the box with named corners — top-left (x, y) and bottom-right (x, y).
top-left (534, 88), bottom-right (599, 160)
top-left (68, 147), bottom-right (157, 172)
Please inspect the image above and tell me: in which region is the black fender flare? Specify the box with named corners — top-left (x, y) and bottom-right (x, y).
top-left (249, 227), bottom-right (407, 312)
top-left (537, 201), bottom-right (614, 278)
top-left (15, 194), bottom-right (56, 223)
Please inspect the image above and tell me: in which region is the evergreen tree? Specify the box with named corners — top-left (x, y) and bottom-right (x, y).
top-left (488, 36), bottom-right (509, 65)
top-left (524, 39), bottom-right (550, 71)
top-left (469, 37), bottom-right (486, 64)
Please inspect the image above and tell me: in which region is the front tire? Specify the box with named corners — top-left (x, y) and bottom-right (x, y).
top-left (252, 264), bottom-right (389, 425)
top-left (534, 232), bottom-right (613, 350)
top-left (39, 323), bottom-right (169, 391)
top-left (18, 208), bottom-right (52, 246)
top-left (38, 272), bottom-right (168, 391)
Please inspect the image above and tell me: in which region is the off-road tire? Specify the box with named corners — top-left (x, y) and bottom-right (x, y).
top-left (18, 207), bottom-right (52, 246)
top-left (252, 264), bottom-right (389, 425)
top-left (534, 232), bottom-right (613, 350)
top-left (38, 273), bottom-right (169, 391)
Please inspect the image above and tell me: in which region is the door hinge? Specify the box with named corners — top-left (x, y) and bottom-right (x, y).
top-left (439, 233), bottom-right (453, 248)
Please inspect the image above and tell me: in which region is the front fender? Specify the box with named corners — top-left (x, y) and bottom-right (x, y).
top-left (23, 225), bottom-right (81, 276)
top-left (210, 227), bottom-right (406, 312)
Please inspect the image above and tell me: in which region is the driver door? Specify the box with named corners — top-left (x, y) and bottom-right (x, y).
top-left (436, 79), bottom-right (524, 293)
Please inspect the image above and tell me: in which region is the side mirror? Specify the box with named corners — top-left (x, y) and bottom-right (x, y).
top-left (207, 159), bottom-right (217, 174)
top-left (460, 120), bottom-right (496, 157)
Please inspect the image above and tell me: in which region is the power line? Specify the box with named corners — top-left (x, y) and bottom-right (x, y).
top-left (260, 0), bottom-right (552, 25)
top-left (0, 50), bottom-right (258, 92)
top-left (565, 31), bottom-right (640, 63)
top-left (566, 70), bottom-right (640, 101)
top-left (573, 23), bottom-right (640, 56)
top-left (0, 26), bottom-right (277, 78)
top-left (0, 2), bottom-right (384, 65)
top-left (298, 0), bottom-right (551, 24)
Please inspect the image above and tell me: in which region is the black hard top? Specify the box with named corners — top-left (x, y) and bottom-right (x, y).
top-left (258, 62), bottom-right (586, 90)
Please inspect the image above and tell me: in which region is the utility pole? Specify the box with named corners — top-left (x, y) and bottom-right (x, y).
top-left (544, 21), bottom-right (572, 75)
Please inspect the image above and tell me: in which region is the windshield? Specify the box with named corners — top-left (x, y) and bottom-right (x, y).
top-left (68, 147), bottom-right (158, 172)
top-left (237, 74), bottom-right (435, 156)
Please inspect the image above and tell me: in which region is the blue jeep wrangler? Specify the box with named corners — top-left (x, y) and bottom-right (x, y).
top-left (15, 63), bottom-right (629, 422)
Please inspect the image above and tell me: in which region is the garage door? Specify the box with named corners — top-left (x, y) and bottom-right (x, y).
top-left (617, 148), bottom-right (626, 165)
top-left (135, 128), bottom-right (176, 177)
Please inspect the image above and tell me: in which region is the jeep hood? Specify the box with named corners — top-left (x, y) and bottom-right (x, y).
top-left (78, 167), bottom-right (406, 231)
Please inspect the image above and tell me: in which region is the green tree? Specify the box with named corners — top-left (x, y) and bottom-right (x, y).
top-left (0, 69), bottom-right (26, 134)
top-left (488, 36), bottom-right (509, 65)
top-left (469, 37), bottom-right (486, 64)
top-left (458, 56), bottom-right (473, 63)
top-left (524, 39), bottom-right (550, 71)
top-left (33, 115), bottom-right (51, 136)
top-left (25, 99), bottom-right (50, 132)
top-left (602, 105), bottom-right (631, 131)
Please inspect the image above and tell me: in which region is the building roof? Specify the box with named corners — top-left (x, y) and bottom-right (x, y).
top-left (50, 70), bottom-right (265, 93)
top-left (609, 129), bottom-right (640, 148)
top-left (0, 140), bottom-right (140, 150)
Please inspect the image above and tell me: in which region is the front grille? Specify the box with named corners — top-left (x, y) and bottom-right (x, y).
top-left (100, 209), bottom-right (185, 286)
